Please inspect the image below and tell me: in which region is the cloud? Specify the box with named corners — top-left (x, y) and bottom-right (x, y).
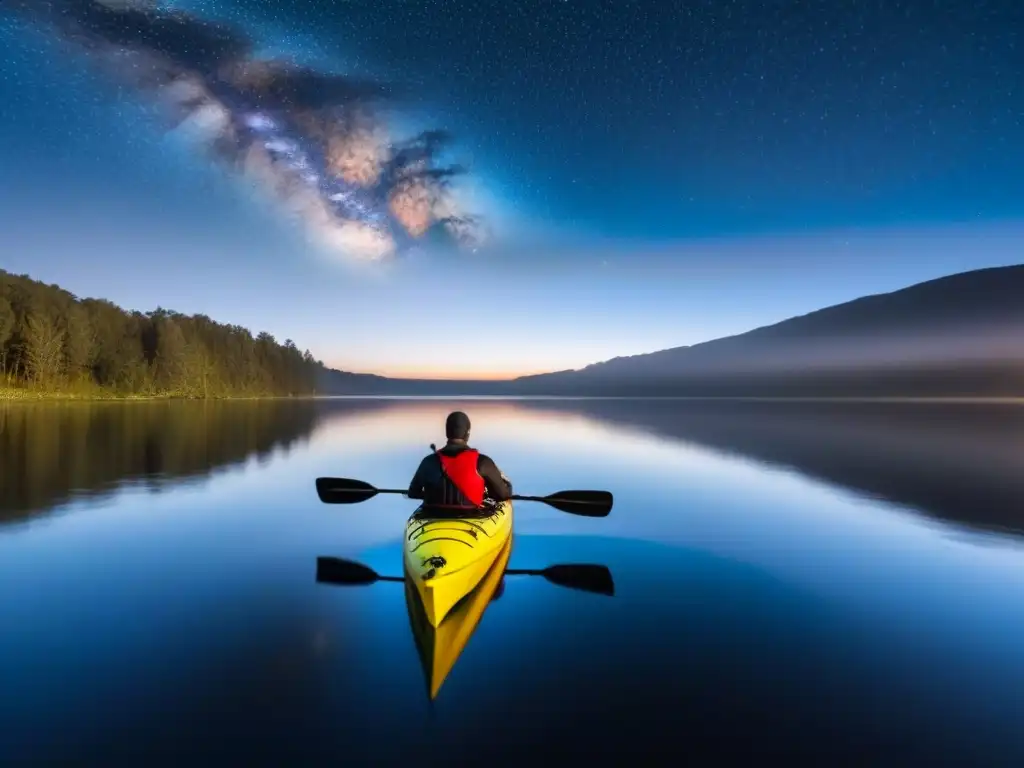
top-left (10, 0), bottom-right (487, 261)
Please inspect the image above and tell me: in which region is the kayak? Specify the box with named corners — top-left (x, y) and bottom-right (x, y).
top-left (405, 536), bottom-right (512, 700)
top-left (403, 500), bottom-right (514, 627)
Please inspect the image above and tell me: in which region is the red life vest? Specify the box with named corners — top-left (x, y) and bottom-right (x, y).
top-left (436, 448), bottom-right (486, 507)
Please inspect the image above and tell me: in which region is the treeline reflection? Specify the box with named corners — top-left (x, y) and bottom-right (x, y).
top-left (527, 399), bottom-right (1024, 539)
top-left (0, 400), bottom-right (322, 524)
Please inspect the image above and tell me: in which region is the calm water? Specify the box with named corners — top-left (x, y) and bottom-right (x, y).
top-left (3, 398), bottom-right (1024, 763)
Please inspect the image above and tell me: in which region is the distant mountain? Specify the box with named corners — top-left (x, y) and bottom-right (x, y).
top-left (316, 367), bottom-right (508, 396)
top-left (511, 264), bottom-right (1024, 397)
top-left (317, 265), bottom-right (1024, 397)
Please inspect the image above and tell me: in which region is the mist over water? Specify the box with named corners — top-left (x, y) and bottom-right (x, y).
top-left (2, 397), bottom-right (1024, 762)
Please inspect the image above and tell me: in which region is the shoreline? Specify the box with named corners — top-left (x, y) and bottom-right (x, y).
top-left (0, 388), bottom-right (310, 403)
top-left (2, 388), bottom-right (1023, 405)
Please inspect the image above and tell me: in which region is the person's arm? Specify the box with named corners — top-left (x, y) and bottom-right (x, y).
top-left (477, 454), bottom-right (512, 501)
top-left (407, 456), bottom-right (430, 500)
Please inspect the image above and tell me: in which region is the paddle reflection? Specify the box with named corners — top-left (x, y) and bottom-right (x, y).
top-left (315, 541), bottom-right (614, 699)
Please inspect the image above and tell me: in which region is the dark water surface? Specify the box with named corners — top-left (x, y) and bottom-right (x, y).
top-left (3, 398), bottom-right (1024, 764)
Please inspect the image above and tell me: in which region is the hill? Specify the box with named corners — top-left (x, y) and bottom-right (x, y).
top-left (316, 368), bottom-right (509, 396)
top-left (512, 265), bottom-right (1024, 397)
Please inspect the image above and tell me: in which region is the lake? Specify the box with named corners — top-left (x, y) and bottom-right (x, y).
top-left (3, 397), bottom-right (1024, 763)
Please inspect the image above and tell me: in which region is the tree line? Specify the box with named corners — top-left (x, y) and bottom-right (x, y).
top-left (0, 269), bottom-right (326, 397)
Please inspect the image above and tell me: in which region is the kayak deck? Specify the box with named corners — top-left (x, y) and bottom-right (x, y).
top-left (403, 500), bottom-right (513, 627)
top-left (405, 535), bottom-right (512, 699)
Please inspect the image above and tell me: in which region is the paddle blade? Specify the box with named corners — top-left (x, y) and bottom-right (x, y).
top-left (541, 490), bottom-right (613, 517)
top-left (541, 564), bottom-right (615, 596)
top-left (316, 477), bottom-right (379, 504)
top-left (316, 556), bottom-right (380, 586)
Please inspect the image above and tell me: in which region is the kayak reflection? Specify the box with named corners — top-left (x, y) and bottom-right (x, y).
top-left (405, 536), bottom-right (513, 699)
top-left (315, 545), bottom-right (614, 699)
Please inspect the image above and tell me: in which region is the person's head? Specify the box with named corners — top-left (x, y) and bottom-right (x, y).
top-left (445, 411), bottom-right (471, 442)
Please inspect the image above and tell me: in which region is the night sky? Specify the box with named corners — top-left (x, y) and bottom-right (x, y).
top-left (1, 0), bottom-right (1022, 378)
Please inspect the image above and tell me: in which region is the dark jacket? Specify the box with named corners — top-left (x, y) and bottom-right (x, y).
top-left (407, 440), bottom-right (512, 504)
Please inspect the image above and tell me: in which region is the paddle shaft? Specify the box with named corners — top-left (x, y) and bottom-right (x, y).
top-left (509, 494), bottom-right (608, 507)
top-left (315, 477), bottom-right (613, 516)
top-left (344, 487), bottom-right (607, 507)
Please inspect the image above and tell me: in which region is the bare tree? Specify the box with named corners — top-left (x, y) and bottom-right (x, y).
top-left (23, 311), bottom-right (66, 386)
top-left (0, 296), bottom-right (14, 383)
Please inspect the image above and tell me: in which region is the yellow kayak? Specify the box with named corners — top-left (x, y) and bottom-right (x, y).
top-left (403, 500), bottom-right (513, 627)
top-left (405, 535), bottom-right (512, 700)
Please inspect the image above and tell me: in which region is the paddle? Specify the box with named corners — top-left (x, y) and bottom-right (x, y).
top-left (315, 556), bottom-right (615, 597)
top-left (314, 477), bottom-right (613, 517)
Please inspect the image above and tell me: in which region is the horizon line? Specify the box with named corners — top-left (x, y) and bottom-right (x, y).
top-left (324, 367), bottom-right (562, 381)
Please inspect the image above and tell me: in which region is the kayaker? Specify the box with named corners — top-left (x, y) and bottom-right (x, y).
top-left (406, 411), bottom-right (513, 509)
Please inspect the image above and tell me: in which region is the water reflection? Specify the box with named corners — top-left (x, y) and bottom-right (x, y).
top-left (518, 398), bottom-right (1024, 539)
top-left (405, 537), bottom-right (512, 700)
top-left (11, 396), bottom-right (1020, 542)
top-left (316, 540), bottom-right (614, 700)
top-left (0, 400), bottom-right (324, 525)
top-left (3, 397), bottom-right (1024, 762)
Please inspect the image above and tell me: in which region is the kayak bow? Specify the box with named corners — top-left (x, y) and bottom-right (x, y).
top-left (403, 500), bottom-right (514, 627)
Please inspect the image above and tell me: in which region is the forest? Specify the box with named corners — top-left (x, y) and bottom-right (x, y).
top-left (0, 269), bottom-right (326, 398)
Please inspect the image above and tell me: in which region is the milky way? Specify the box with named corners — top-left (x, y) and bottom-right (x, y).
top-left (8, 0), bottom-right (487, 260)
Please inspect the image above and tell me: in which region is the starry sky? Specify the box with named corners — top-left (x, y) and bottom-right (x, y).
top-left (1, 0), bottom-right (1022, 379)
